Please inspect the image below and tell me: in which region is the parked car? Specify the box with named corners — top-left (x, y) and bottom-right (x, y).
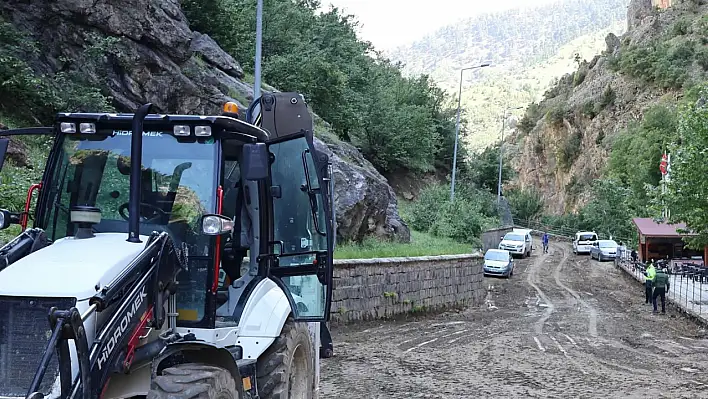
top-left (573, 231), bottom-right (599, 254)
top-left (483, 249), bottom-right (515, 278)
top-left (590, 239), bottom-right (619, 261)
top-left (499, 228), bottom-right (533, 258)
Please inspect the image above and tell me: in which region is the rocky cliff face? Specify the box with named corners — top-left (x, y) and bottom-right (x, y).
top-left (506, 0), bottom-right (702, 215)
top-left (1, 0), bottom-right (410, 242)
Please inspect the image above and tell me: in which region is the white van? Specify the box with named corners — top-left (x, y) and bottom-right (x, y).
top-left (573, 231), bottom-right (599, 254)
top-left (499, 228), bottom-right (533, 258)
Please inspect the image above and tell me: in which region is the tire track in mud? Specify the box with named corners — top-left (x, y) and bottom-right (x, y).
top-left (322, 240), bottom-right (708, 398)
top-left (526, 248), bottom-right (556, 335)
top-left (550, 243), bottom-right (598, 338)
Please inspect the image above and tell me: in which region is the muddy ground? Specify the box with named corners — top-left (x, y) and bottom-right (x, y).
top-left (320, 241), bottom-right (708, 399)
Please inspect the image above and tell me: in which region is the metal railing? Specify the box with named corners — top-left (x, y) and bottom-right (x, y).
top-left (614, 248), bottom-right (708, 322)
top-left (512, 218), bottom-right (633, 245)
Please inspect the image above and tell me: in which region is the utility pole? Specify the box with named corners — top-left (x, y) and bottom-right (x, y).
top-left (253, 0), bottom-right (263, 102)
top-left (450, 61), bottom-right (491, 202)
top-left (497, 106), bottom-right (523, 204)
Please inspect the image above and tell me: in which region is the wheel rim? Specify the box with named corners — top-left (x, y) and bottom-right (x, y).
top-left (288, 343), bottom-right (310, 398)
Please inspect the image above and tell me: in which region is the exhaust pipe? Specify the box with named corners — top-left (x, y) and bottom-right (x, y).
top-left (127, 103), bottom-right (153, 243)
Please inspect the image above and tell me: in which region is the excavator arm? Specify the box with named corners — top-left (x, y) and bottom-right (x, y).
top-left (0, 227), bottom-right (50, 272)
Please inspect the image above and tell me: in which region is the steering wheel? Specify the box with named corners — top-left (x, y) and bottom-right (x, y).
top-left (118, 202), bottom-right (168, 224)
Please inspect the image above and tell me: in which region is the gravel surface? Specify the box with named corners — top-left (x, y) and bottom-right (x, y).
top-left (320, 242), bottom-right (708, 399)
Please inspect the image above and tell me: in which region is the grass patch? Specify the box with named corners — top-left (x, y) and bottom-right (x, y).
top-left (334, 230), bottom-right (472, 259)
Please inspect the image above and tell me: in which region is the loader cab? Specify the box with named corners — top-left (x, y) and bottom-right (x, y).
top-left (212, 93), bottom-right (335, 326)
top-left (0, 95), bottom-right (334, 330)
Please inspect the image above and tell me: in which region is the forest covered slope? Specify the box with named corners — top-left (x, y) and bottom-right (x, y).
top-left (388, 0), bottom-right (629, 150)
top-left (505, 0), bottom-right (708, 244)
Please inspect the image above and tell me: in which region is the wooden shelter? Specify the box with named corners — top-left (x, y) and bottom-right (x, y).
top-left (632, 217), bottom-right (706, 263)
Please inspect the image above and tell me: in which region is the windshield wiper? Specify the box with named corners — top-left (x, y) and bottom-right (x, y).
top-left (301, 150), bottom-right (326, 236)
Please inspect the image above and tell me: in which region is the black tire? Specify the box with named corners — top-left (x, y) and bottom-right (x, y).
top-left (257, 317), bottom-right (314, 399)
top-left (148, 363), bottom-right (238, 399)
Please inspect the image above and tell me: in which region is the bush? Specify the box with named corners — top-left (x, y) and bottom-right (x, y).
top-left (506, 188), bottom-right (544, 223)
top-left (557, 131), bottom-right (582, 171)
top-left (599, 85), bottom-right (616, 109)
top-left (545, 105), bottom-right (567, 127)
top-left (696, 48), bottom-right (708, 71)
top-left (0, 17), bottom-right (113, 125)
top-left (613, 36), bottom-right (700, 89)
top-left (518, 103), bottom-right (541, 134)
top-left (671, 17), bottom-right (692, 37)
top-left (407, 183), bottom-right (499, 245)
top-left (581, 100), bottom-right (597, 118)
top-left (573, 69), bottom-right (587, 87)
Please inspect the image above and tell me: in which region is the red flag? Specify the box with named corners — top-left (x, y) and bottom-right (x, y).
top-left (660, 152), bottom-right (668, 175)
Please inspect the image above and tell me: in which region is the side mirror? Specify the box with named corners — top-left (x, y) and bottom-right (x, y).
top-left (0, 138), bottom-right (9, 172)
top-left (201, 214), bottom-right (234, 236)
top-left (242, 143), bottom-right (269, 181)
top-left (0, 209), bottom-right (20, 230)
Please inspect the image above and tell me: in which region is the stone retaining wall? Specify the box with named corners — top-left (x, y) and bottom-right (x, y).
top-left (330, 254), bottom-right (484, 324)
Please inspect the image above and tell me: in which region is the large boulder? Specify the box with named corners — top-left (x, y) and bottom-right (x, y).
top-left (2, 0), bottom-right (411, 243)
top-left (0, 124), bottom-right (30, 168)
top-left (3, 0), bottom-right (252, 114)
top-left (314, 136), bottom-right (411, 243)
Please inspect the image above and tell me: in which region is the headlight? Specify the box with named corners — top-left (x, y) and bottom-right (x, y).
top-left (173, 125), bottom-right (191, 136)
top-left (202, 214), bottom-right (234, 235)
top-left (60, 122), bottom-right (76, 133)
top-left (79, 123), bottom-right (96, 134)
top-left (194, 126), bottom-right (212, 136)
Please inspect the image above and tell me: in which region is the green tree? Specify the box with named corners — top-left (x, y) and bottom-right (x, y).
top-left (180, 0), bottom-right (458, 173)
top-left (579, 178), bottom-right (635, 242)
top-left (663, 96), bottom-right (708, 248)
top-left (607, 104), bottom-right (678, 211)
top-left (506, 188), bottom-right (544, 222)
top-left (407, 183), bottom-right (499, 244)
top-left (466, 144), bottom-right (512, 192)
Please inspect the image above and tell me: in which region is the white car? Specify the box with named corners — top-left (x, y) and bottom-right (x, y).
top-left (573, 231), bottom-right (599, 254)
top-left (499, 229), bottom-right (533, 258)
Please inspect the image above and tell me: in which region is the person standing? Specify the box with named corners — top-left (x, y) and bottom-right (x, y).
top-left (652, 267), bottom-right (670, 314)
top-left (644, 259), bottom-right (656, 304)
top-left (542, 232), bottom-right (550, 254)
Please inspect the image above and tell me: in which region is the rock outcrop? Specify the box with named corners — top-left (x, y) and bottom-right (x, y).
top-left (0, 123), bottom-right (29, 168)
top-left (314, 136), bottom-right (410, 243)
top-left (506, 0), bottom-right (705, 215)
top-left (1, 0), bottom-right (410, 242)
top-left (627, 0), bottom-right (655, 31)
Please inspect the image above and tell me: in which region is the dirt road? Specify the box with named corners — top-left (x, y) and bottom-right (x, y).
top-left (320, 241), bottom-right (708, 399)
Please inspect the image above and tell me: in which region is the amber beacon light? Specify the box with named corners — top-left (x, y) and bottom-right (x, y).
top-left (223, 102), bottom-right (239, 114)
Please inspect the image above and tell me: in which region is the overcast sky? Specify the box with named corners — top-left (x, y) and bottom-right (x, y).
top-left (321, 0), bottom-right (562, 50)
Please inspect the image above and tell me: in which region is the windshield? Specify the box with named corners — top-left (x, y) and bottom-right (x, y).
top-left (485, 251), bottom-right (509, 261)
top-left (504, 233), bottom-right (524, 242)
top-left (42, 130), bottom-right (218, 322)
top-left (578, 234), bottom-right (597, 241)
top-left (599, 241), bottom-right (618, 248)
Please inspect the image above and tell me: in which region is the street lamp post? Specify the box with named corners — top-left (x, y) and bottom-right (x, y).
top-left (253, 0), bottom-right (264, 102)
top-left (497, 105), bottom-right (523, 204)
top-left (450, 62), bottom-right (491, 202)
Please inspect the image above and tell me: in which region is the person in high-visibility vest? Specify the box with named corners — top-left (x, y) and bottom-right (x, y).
top-left (652, 267), bottom-right (670, 314)
top-left (644, 259), bottom-right (656, 304)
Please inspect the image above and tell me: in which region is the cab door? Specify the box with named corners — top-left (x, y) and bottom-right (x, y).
top-left (257, 93), bottom-right (335, 322)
